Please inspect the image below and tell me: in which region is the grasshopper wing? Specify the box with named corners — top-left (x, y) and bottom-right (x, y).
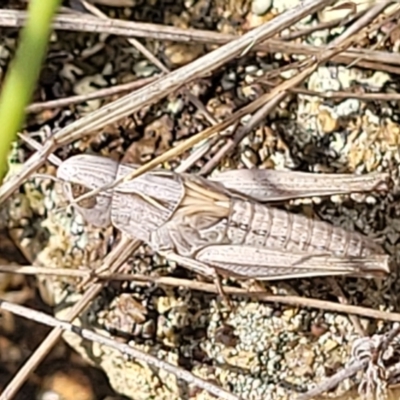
top-left (195, 244), bottom-right (390, 280)
top-left (210, 169), bottom-right (390, 202)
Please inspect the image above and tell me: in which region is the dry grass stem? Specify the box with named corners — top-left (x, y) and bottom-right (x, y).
top-left (4, 262), bottom-right (400, 325)
top-left (260, 79), bottom-right (400, 102)
top-left (2, 7), bottom-right (400, 72)
top-left (26, 76), bottom-right (157, 113)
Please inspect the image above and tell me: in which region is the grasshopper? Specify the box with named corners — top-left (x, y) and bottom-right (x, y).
top-left (56, 154), bottom-right (391, 283)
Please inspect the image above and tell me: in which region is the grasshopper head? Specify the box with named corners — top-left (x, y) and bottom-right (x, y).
top-left (56, 154), bottom-right (119, 228)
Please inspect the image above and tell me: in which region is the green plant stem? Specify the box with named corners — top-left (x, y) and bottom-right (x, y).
top-left (0, 0), bottom-right (61, 182)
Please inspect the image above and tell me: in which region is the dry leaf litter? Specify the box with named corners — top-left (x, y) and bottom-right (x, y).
top-left (3, 0), bottom-right (400, 399)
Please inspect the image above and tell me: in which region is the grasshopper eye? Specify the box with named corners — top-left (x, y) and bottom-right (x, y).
top-left (61, 181), bottom-right (112, 227)
top-left (70, 183), bottom-right (98, 209)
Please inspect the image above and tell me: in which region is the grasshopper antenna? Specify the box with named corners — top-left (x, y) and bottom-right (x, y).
top-left (17, 132), bottom-right (62, 167)
top-left (30, 173), bottom-right (59, 182)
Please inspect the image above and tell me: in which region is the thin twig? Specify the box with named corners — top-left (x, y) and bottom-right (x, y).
top-left (2, 9), bottom-right (400, 73)
top-left (17, 133), bottom-right (62, 166)
top-left (26, 76), bottom-right (157, 113)
top-left (259, 79), bottom-right (400, 102)
top-left (0, 264), bottom-right (95, 278)
top-left (328, 0), bottom-right (392, 46)
top-left (281, 7), bottom-right (367, 40)
top-left (295, 358), bottom-right (368, 400)
top-left (3, 263), bottom-right (400, 324)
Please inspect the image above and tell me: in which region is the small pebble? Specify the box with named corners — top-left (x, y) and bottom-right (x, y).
top-left (39, 369), bottom-right (95, 400)
top-left (317, 108), bottom-right (339, 134)
top-left (251, 0), bottom-right (273, 15)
